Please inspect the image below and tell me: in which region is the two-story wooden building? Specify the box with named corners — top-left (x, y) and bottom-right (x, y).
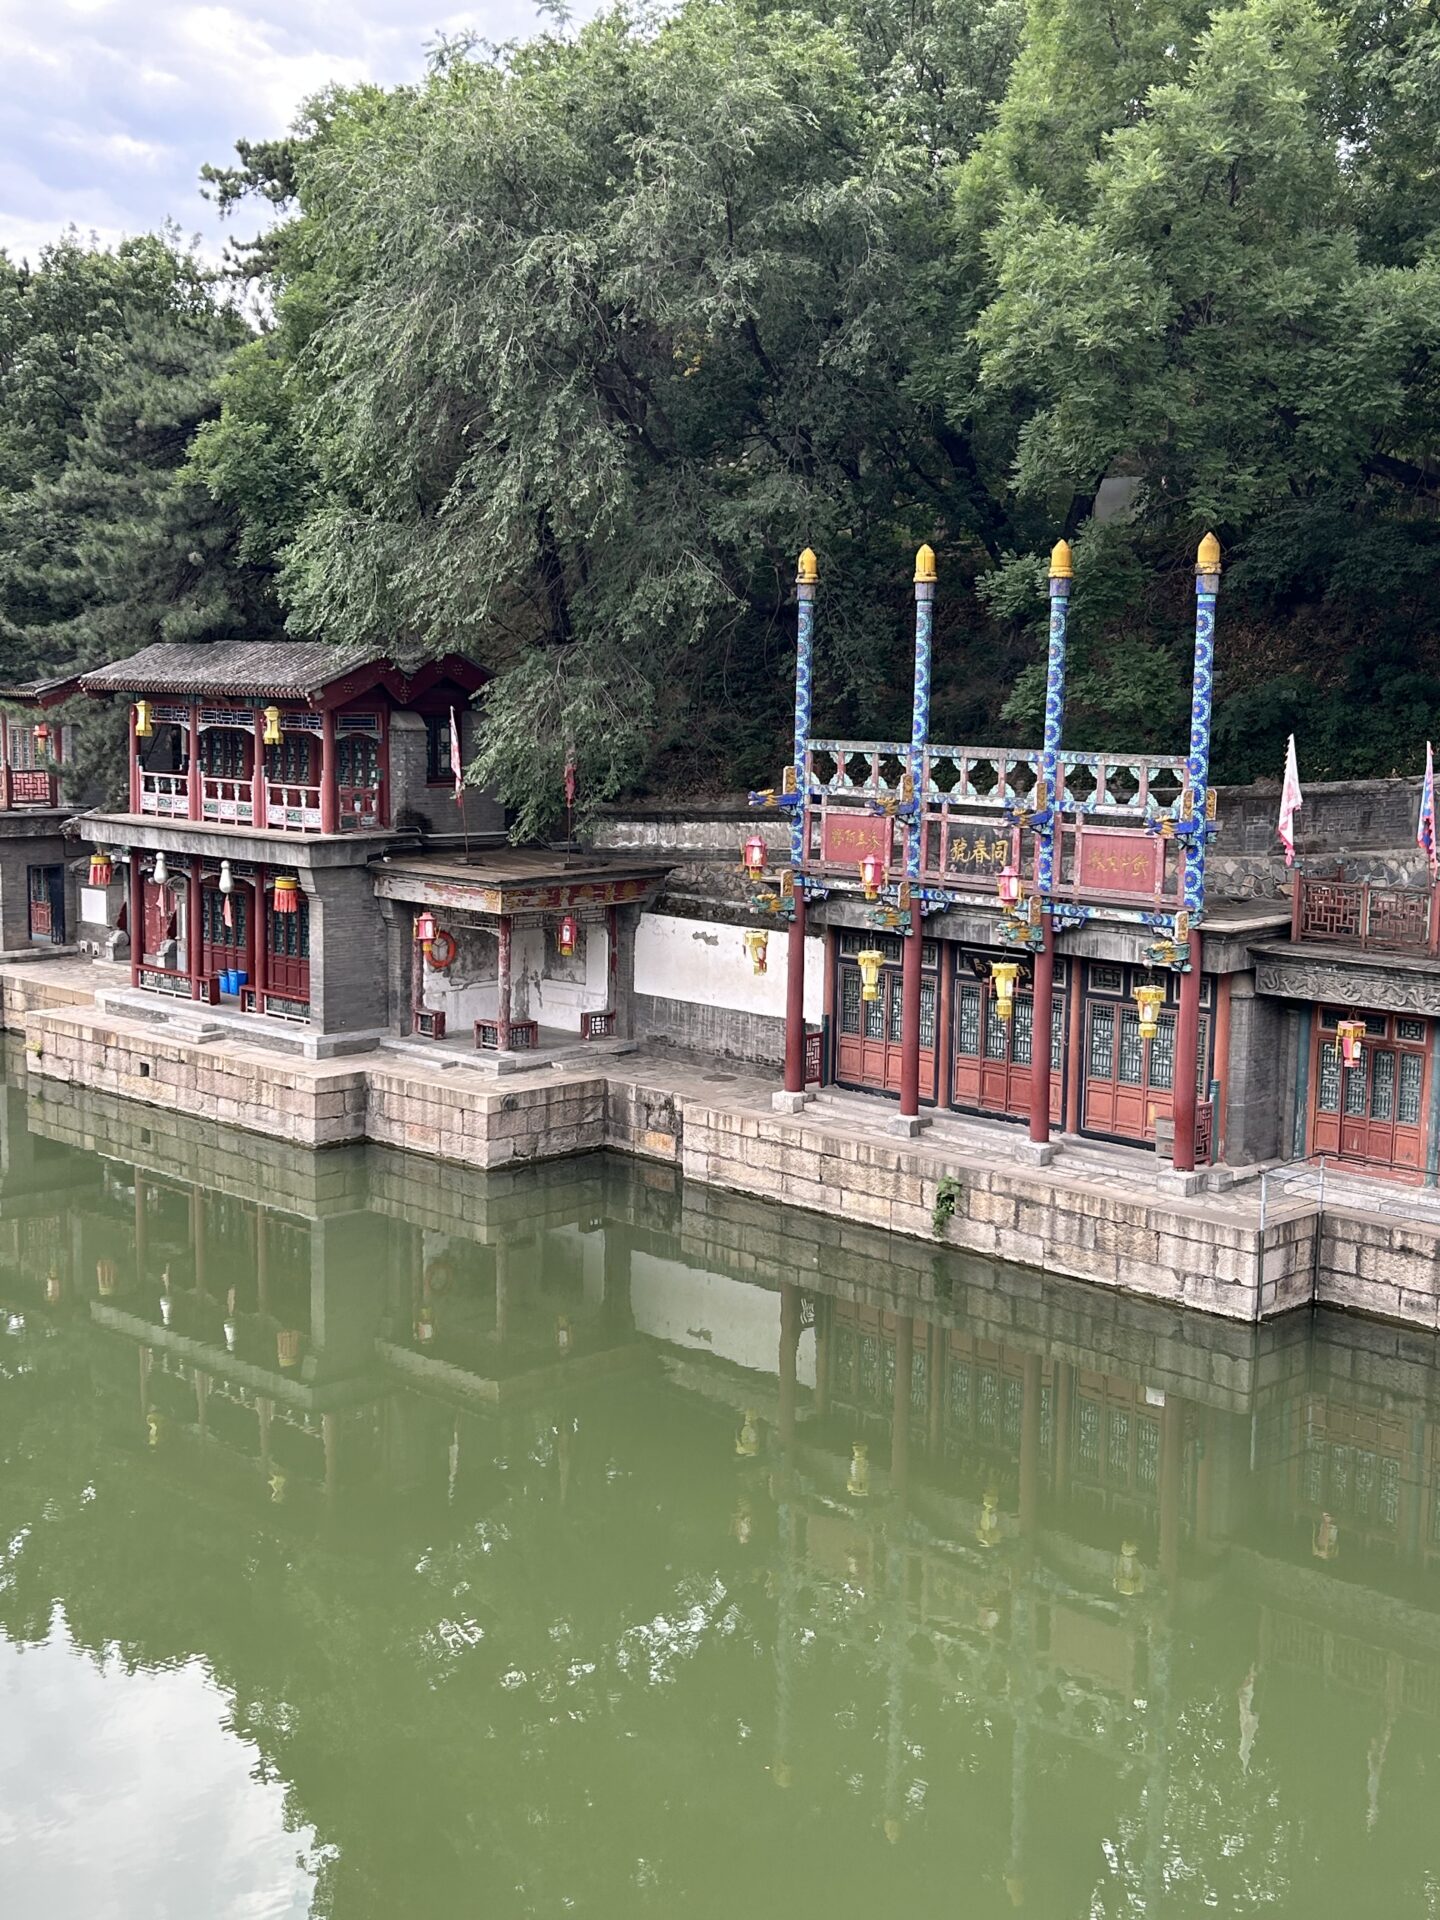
top-left (75, 642), bottom-right (668, 1051)
top-left (0, 673), bottom-right (87, 952)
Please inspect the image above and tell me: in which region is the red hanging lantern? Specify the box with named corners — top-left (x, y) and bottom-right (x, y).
top-left (742, 833), bottom-right (768, 881)
top-left (272, 875), bottom-right (300, 916)
top-left (89, 851), bottom-right (113, 888)
top-left (997, 864), bottom-right (1022, 907)
top-left (858, 853), bottom-right (886, 901)
top-left (415, 909), bottom-right (437, 949)
top-left (32, 720), bottom-right (50, 756)
top-left (1336, 1017), bottom-right (1365, 1070)
top-left (557, 912), bottom-right (578, 957)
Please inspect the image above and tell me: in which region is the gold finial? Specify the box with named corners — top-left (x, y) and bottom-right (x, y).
top-left (1196, 531), bottom-right (1222, 574)
top-left (914, 543), bottom-right (937, 584)
top-left (796, 548), bottom-right (818, 585)
top-left (1049, 538), bottom-right (1073, 580)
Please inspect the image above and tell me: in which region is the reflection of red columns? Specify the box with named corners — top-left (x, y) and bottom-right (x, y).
top-left (813, 1297), bottom-right (830, 1421)
top-left (1172, 930), bottom-right (1204, 1172)
top-left (322, 1412), bottom-right (338, 1500)
top-left (927, 1323), bottom-right (945, 1458)
top-left (783, 892), bottom-right (807, 1094)
top-left (495, 1241), bottom-right (510, 1345)
top-left (1018, 1352), bottom-right (1042, 1535)
top-left (319, 707), bottom-right (337, 834)
top-left (899, 905), bottom-right (922, 1118)
top-left (890, 1316), bottom-right (913, 1502)
top-left (1052, 1360), bottom-right (1073, 1497)
top-left (255, 1206), bottom-right (269, 1320)
top-left (497, 915), bottom-right (513, 1049)
top-left (191, 1186), bottom-right (206, 1297)
top-left (134, 1176), bottom-right (148, 1287)
top-left (1159, 1394), bottom-right (1184, 1589)
top-left (1029, 923), bottom-right (1055, 1145)
top-left (129, 852), bottom-right (143, 987)
top-left (778, 1282), bottom-right (800, 1450)
top-left (188, 862), bottom-right (202, 999)
top-left (187, 702), bottom-right (201, 821)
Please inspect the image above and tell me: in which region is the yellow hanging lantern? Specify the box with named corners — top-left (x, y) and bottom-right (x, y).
top-left (556, 1315), bottom-right (573, 1355)
top-left (743, 928), bottom-right (769, 976)
top-left (45, 1270), bottom-right (62, 1305)
top-left (976, 1486), bottom-right (1001, 1548)
top-left (735, 1408), bottom-right (760, 1458)
top-left (1114, 1539), bottom-right (1146, 1596)
top-left (990, 961), bottom-right (1021, 1022)
top-left (1313, 1510), bottom-right (1340, 1561)
top-left (96, 1258), bottom-right (117, 1297)
top-left (1336, 1018), bottom-right (1365, 1070)
top-left (856, 948), bottom-right (885, 1002)
top-left (1133, 980), bottom-right (1165, 1041)
top-left (276, 1327), bottom-right (303, 1368)
top-left (846, 1441), bottom-right (870, 1498)
top-left (134, 700), bottom-right (153, 739)
top-left (262, 705), bottom-right (283, 747)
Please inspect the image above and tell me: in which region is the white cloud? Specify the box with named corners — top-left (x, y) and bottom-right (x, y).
top-left (0, 0), bottom-right (603, 266)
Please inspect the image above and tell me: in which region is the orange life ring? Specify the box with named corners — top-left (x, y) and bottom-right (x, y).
top-left (425, 1256), bottom-right (456, 1296)
top-left (427, 928), bottom-right (458, 970)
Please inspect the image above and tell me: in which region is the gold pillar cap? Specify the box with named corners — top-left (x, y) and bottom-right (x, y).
top-left (796, 548), bottom-right (819, 585)
top-left (1196, 531), bottom-right (1221, 573)
top-left (914, 543), bottom-right (937, 584)
top-left (1049, 538), bottom-right (1073, 580)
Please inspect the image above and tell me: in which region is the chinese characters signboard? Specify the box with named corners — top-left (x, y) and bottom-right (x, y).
top-left (1076, 830), bottom-right (1162, 897)
top-left (820, 812), bottom-right (894, 869)
top-left (944, 824), bottom-right (1013, 879)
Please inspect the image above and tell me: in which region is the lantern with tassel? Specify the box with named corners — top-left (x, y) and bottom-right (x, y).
top-left (415, 909), bottom-right (437, 954)
top-left (743, 928), bottom-right (769, 975)
top-left (990, 961), bottom-right (1021, 1022)
top-left (1337, 1018), bottom-right (1365, 1070)
top-left (997, 865), bottom-right (1022, 907)
top-left (272, 875), bottom-right (299, 916)
top-left (134, 700), bottom-right (154, 739)
top-left (262, 706), bottom-right (283, 747)
top-left (742, 833), bottom-right (768, 881)
top-left (859, 852), bottom-right (887, 901)
top-left (557, 913), bottom-right (578, 958)
top-left (89, 851), bottom-right (113, 888)
top-left (1133, 980), bottom-right (1165, 1041)
top-left (32, 720), bottom-right (50, 757)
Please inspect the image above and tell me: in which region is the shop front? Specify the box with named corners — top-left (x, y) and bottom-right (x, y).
top-left (1309, 1007), bottom-right (1430, 1177)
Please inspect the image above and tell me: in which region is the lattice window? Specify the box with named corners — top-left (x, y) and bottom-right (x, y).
top-left (865, 992), bottom-right (885, 1041)
top-left (834, 1327), bottom-right (855, 1394)
top-left (880, 1338), bottom-right (895, 1407)
top-left (1148, 1012), bottom-right (1176, 1092)
top-left (1303, 1441), bottom-right (1325, 1505)
top-left (1002, 1375), bottom-right (1023, 1450)
top-left (1107, 1407), bottom-right (1131, 1481)
top-left (1051, 998), bottom-right (1065, 1073)
top-left (1118, 1010), bottom-right (1144, 1086)
top-left (1317, 1045), bottom-right (1341, 1113)
top-left (200, 728), bottom-right (249, 779)
top-left (1136, 1417), bottom-right (1160, 1493)
top-left (269, 898), bottom-right (310, 959)
top-left (956, 984), bottom-right (981, 1056)
top-left (910, 1347), bottom-right (928, 1416)
top-left (1379, 1458), bottom-right (1401, 1528)
top-left (1300, 881), bottom-right (1363, 941)
top-left (1091, 964), bottom-right (1123, 994)
top-left (858, 1335), bottom-right (879, 1403)
top-left (1330, 1443), bottom-right (1353, 1506)
top-left (947, 1359), bottom-right (970, 1429)
top-left (201, 891), bottom-right (248, 949)
top-left (1039, 1385), bottom-right (1053, 1456)
top-left (265, 735), bottom-right (315, 785)
top-left (1372, 1051), bottom-right (1395, 1122)
top-left (841, 968), bottom-right (861, 1036)
top-left (888, 984), bottom-right (904, 1044)
top-left (977, 1368), bottom-right (999, 1439)
top-left (337, 736), bottom-right (379, 787)
top-left (919, 980), bottom-right (936, 1050)
top-left (1012, 996), bottom-right (1033, 1069)
top-left (1398, 1017), bottom-right (1427, 1044)
top-left (1077, 1398), bottom-right (1101, 1476)
top-left (985, 998), bottom-right (1008, 1061)
top-left (1089, 1005), bottom-right (1114, 1079)
top-left (1399, 1053), bottom-right (1425, 1126)
top-left (1343, 1065), bottom-right (1368, 1118)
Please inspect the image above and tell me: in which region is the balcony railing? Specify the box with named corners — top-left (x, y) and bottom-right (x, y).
top-left (1293, 874), bottom-right (1440, 956)
top-left (337, 783), bottom-right (382, 830)
top-left (201, 776), bottom-right (255, 825)
top-left (4, 768), bottom-right (58, 808)
top-left (139, 771), bottom-right (189, 817)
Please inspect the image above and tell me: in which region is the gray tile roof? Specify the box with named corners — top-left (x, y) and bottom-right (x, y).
top-left (79, 643), bottom-right (374, 699)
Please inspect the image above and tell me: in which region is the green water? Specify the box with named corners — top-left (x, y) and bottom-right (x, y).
top-left (4, 1062), bottom-right (1440, 1917)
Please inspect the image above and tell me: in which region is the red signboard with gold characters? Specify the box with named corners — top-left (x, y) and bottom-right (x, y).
top-left (1076, 829), bottom-right (1162, 897)
top-left (820, 811), bottom-right (893, 869)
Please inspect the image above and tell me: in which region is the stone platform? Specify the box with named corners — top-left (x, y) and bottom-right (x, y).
top-left (5, 957), bottom-right (1437, 1331)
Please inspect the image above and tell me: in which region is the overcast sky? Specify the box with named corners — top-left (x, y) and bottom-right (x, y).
top-left (0, 0), bottom-right (595, 264)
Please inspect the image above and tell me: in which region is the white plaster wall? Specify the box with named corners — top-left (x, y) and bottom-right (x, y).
top-left (420, 921), bottom-right (611, 1036)
top-left (634, 912), bottom-right (823, 1022)
top-left (630, 1251), bottom-right (817, 1386)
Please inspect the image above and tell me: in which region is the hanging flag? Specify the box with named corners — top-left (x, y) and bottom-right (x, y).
top-left (564, 755), bottom-right (578, 808)
top-left (449, 707), bottom-right (464, 804)
top-left (222, 893), bottom-right (233, 932)
top-left (1420, 741), bottom-right (1437, 879)
top-left (1278, 733), bottom-right (1303, 867)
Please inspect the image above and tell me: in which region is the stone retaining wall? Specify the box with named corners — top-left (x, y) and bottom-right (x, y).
top-left (1315, 1206), bottom-right (1440, 1329)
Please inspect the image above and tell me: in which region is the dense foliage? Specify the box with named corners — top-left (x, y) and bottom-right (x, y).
top-left (9, 0), bottom-right (1440, 827)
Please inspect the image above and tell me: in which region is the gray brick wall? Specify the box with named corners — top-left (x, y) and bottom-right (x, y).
top-left (309, 864), bottom-right (390, 1032)
top-left (389, 711), bottom-right (504, 840)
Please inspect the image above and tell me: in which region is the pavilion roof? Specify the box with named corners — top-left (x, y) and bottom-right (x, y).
top-left (79, 642), bottom-right (486, 703)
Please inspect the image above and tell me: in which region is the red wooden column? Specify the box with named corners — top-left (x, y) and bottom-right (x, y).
top-left (187, 862), bottom-right (202, 999)
top-left (187, 703), bottom-right (202, 821)
top-left (783, 892), bottom-right (807, 1094)
top-left (253, 865), bottom-right (268, 1003)
top-left (127, 705), bottom-right (140, 814)
top-left (899, 904), bottom-right (922, 1119)
top-left (1065, 971), bottom-right (1085, 1136)
top-left (1172, 929), bottom-right (1204, 1173)
top-left (251, 712), bottom-right (266, 828)
top-left (129, 852), bottom-right (143, 987)
top-left (319, 707), bottom-right (338, 834)
top-left (497, 914), bottom-right (513, 1049)
top-left (1029, 922), bottom-right (1055, 1145)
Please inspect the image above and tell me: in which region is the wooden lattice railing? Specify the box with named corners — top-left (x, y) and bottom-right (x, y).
top-left (1292, 874), bottom-right (1440, 955)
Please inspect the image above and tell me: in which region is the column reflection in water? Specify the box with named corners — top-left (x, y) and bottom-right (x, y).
top-left (4, 1047), bottom-right (1440, 1913)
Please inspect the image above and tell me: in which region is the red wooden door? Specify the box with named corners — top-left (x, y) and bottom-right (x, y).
top-left (1083, 997), bottom-right (1209, 1145)
top-left (951, 975), bottom-right (1064, 1123)
top-left (201, 883), bottom-right (252, 983)
top-left (835, 956), bottom-right (937, 1100)
top-left (142, 879), bottom-right (179, 964)
top-left (266, 892), bottom-right (311, 1005)
top-left (1311, 1015), bottom-right (1427, 1175)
